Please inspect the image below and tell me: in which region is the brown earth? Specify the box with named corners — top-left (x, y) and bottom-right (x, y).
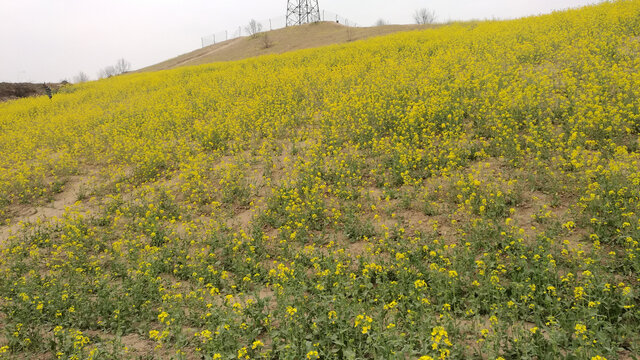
top-left (0, 175), bottom-right (93, 244)
top-left (0, 81), bottom-right (69, 102)
top-left (139, 21), bottom-right (435, 72)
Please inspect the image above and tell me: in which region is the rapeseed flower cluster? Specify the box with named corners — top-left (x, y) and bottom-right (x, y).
top-left (0, 1), bottom-right (639, 358)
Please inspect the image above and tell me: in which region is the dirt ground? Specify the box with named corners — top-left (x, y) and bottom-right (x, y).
top-left (0, 82), bottom-right (68, 103)
top-left (139, 21), bottom-right (435, 72)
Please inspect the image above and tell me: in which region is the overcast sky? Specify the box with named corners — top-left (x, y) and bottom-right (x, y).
top-left (0, 0), bottom-right (600, 83)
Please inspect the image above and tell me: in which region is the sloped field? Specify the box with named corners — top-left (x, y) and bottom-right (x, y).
top-left (139, 22), bottom-right (431, 72)
top-left (0, 1), bottom-right (639, 359)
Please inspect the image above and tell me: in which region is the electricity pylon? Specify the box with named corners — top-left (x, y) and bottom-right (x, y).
top-left (286, 0), bottom-right (320, 26)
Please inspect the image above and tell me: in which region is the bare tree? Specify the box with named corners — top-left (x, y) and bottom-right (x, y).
top-left (414, 8), bottom-right (436, 24)
top-left (346, 25), bottom-right (353, 42)
top-left (114, 58), bottom-right (131, 74)
top-left (97, 58), bottom-right (131, 79)
top-left (73, 72), bottom-right (89, 83)
top-left (261, 33), bottom-right (274, 49)
top-left (98, 66), bottom-right (116, 79)
top-left (245, 19), bottom-right (263, 38)
top-left (375, 18), bottom-right (387, 26)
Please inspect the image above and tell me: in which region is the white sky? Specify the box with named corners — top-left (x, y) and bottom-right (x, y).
top-left (0, 0), bottom-right (600, 83)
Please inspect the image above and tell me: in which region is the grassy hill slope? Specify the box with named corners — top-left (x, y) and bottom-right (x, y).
top-left (1, 1), bottom-right (640, 359)
top-left (139, 22), bottom-right (431, 72)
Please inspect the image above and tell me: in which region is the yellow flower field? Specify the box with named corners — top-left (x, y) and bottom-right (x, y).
top-left (0, 1), bottom-right (639, 359)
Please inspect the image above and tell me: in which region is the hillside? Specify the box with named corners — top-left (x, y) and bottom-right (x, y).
top-left (140, 21), bottom-right (431, 72)
top-left (1, 1), bottom-right (640, 359)
top-left (0, 82), bottom-right (68, 102)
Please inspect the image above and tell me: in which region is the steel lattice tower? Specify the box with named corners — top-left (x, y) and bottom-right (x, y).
top-left (286, 0), bottom-right (320, 26)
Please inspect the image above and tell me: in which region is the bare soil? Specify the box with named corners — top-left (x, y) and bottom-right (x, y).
top-left (139, 22), bottom-right (436, 72)
top-left (0, 82), bottom-right (69, 103)
top-left (0, 175), bottom-right (92, 243)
